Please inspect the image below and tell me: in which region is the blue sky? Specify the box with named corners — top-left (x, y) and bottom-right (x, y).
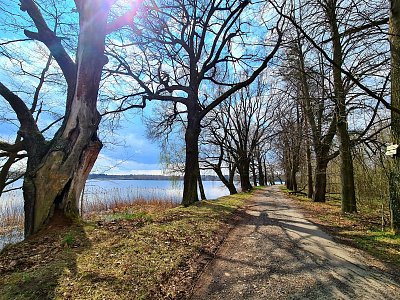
top-left (94, 108), bottom-right (164, 175)
top-left (0, 101), bottom-right (164, 175)
top-left (0, 0), bottom-right (273, 177)
top-left (0, 1), bottom-right (165, 176)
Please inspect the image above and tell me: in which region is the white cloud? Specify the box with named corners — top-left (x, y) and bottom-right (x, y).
top-left (92, 153), bottom-right (162, 175)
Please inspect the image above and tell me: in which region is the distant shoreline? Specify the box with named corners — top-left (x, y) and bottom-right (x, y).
top-left (88, 174), bottom-right (221, 181)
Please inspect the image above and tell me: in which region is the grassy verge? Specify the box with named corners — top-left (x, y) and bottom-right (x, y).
top-left (279, 186), bottom-right (400, 268)
top-left (0, 192), bottom-right (251, 300)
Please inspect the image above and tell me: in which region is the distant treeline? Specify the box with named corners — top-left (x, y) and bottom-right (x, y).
top-left (88, 174), bottom-right (221, 181)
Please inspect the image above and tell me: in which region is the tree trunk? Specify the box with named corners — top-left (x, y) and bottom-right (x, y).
top-left (257, 155), bottom-right (265, 186)
top-left (313, 157), bottom-right (328, 203)
top-left (337, 121), bottom-right (357, 212)
top-left (228, 163), bottom-right (237, 193)
top-left (238, 157), bottom-right (252, 191)
top-left (22, 1), bottom-right (109, 236)
top-left (306, 143), bottom-right (313, 199)
top-left (327, 2), bottom-right (357, 213)
top-left (213, 167), bottom-right (237, 195)
top-left (251, 159), bottom-right (257, 186)
top-left (182, 114), bottom-right (201, 206)
top-left (262, 158), bottom-right (268, 186)
top-left (285, 165), bottom-right (293, 190)
top-left (290, 167), bottom-right (298, 191)
top-left (24, 139), bottom-right (101, 236)
top-left (198, 171), bottom-right (206, 200)
top-left (389, 0), bottom-right (400, 233)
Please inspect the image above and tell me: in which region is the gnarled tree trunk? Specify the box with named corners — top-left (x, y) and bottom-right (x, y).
top-left (22, 1), bottom-right (109, 236)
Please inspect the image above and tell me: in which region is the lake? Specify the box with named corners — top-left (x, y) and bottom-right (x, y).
top-left (0, 179), bottom-right (233, 250)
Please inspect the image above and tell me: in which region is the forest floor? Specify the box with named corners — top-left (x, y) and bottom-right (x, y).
top-left (190, 186), bottom-right (400, 300)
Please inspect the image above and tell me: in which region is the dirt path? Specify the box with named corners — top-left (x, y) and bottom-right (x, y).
top-left (190, 186), bottom-right (400, 300)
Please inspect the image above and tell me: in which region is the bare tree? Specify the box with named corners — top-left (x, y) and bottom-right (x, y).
top-left (105, 0), bottom-right (282, 205)
top-left (0, 0), bottom-right (143, 236)
top-left (208, 80), bottom-right (274, 192)
top-left (200, 112), bottom-right (238, 195)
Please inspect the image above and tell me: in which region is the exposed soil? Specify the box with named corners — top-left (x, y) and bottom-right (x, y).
top-left (190, 186), bottom-right (400, 300)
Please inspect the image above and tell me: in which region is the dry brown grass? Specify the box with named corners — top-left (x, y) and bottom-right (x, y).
top-left (0, 192), bottom-right (250, 300)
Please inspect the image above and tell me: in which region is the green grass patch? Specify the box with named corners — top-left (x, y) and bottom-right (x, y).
top-left (0, 192), bottom-right (251, 300)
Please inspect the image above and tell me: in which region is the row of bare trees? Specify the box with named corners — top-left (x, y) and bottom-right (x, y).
top-left (199, 77), bottom-right (276, 193)
top-left (271, 0), bottom-right (400, 234)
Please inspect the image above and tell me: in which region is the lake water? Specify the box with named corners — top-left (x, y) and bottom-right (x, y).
top-left (0, 179), bottom-right (232, 250)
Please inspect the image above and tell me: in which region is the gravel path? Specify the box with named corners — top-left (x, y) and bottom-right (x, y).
top-left (190, 186), bottom-right (400, 300)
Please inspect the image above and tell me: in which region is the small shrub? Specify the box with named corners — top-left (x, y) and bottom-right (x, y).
top-left (61, 232), bottom-right (75, 247)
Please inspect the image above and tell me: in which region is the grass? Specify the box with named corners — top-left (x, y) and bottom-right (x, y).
top-left (280, 186), bottom-right (400, 267)
top-left (81, 186), bottom-right (181, 215)
top-left (0, 192), bottom-right (251, 300)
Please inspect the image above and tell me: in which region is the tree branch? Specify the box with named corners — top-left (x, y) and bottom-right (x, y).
top-left (201, 28), bottom-right (283, 118)
top-left (20, 0), bottom-right (76, 86)
top-left (0, 82), bottom-right (43, 141)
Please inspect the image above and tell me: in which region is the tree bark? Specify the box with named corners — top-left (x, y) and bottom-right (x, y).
top-left (313, 156), bottom-right (328, 203)
top-left (337, 120), bottom-right (357, 212)
top-left (22, 1), bottom-right (108, 236)
top-left (182, 113), bottom-right (201, 206)
top-left (285, 163), bottom-right (292, 190)
top-left (389, 0), bottom-right (400, 233)
top-left (290, 166), bottom-right (298, 192)
top-left (263, 158), bottom-right (269, 186)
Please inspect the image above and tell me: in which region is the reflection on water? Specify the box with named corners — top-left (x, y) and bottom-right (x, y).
top-left (0, 179), bottom-right (231, 250)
